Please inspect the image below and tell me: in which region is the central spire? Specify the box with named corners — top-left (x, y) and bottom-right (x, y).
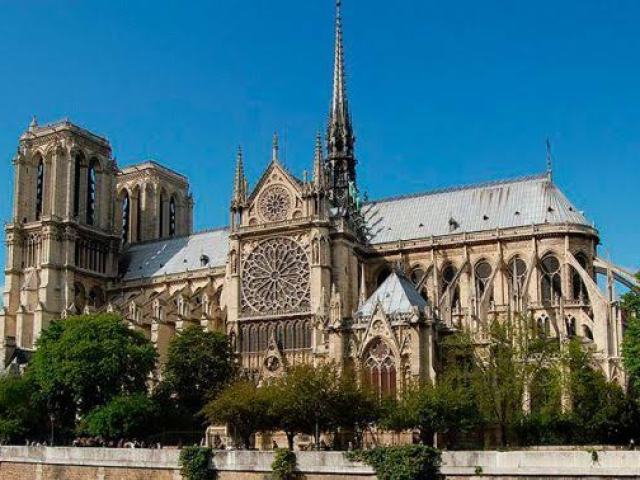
top-left (327, 0), bottom-right (357, 209)
top-left (329, 0), bottom-right (352, 149)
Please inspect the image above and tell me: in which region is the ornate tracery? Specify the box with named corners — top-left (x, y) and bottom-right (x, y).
top-left (241, 237), bottom-right (310, 315)
top-left (258, 184), bottom-right (292, 222)
top-left (363, 338), bottom-right (396, 398)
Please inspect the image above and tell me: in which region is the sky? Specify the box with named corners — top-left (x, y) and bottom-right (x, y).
top-left (0, 0), bottom-right (638, 282)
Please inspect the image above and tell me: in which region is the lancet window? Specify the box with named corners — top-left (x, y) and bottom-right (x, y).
top-left (363, 338), bottom-right (396, 398)
top-left (35, 157), bottom-right (44, 220)
top-left (540, 254), bottom-right (562, 304)
top-left (86, 160), bottom-right (97, 225)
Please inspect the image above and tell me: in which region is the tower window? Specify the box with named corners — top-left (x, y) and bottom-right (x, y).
top-left (73, 154), bottom-right (83, 217)
top-left (159, 193), bottom-right (165, 238)
top-left (122, 191), bottom-right (130, 244)
top-left (35, 157), bottom-right (44, 220)
top-left (86, 160), bottom-right (97, 225)
top-left (169, 196), bottom-right (176, 236)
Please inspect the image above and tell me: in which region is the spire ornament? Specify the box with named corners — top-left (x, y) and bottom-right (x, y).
top-left (326, 0), bottom-right (357, 209)
top-left (272, 131), bottom-right (279, 164)
top-left (313, 131), bottom-right (326, 191)
top-left (232, 145), bottom-right (247, 207)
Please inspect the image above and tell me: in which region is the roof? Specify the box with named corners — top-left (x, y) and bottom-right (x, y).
top-left (119, 228), bottom-right (229, 281)
top-left (363, 174), bottom-right (591, 244)
top-left (119, 173), bottom-right (593, 281)
top-left (357, 271), bottom-right (428, 317)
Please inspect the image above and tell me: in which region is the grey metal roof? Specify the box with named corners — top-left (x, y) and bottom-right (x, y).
top-left (363, 174), bottom-right (591, 244)
top-left (119, 228), bottom-right (229, 281)
top-left (357, 272), bottom-right (428, 317)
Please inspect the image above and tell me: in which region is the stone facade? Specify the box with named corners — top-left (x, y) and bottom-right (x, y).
top-left (1, 3), bottom-right (637, 391)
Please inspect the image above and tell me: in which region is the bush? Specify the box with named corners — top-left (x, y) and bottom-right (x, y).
top-left (179, 446), bottom-right (212, 480)
top-left (271, 448), bottom-right (297, 480)
top-left (78, 394), bottom-right (159, 441)
top-left (347, 445), bottom-right (441, 480)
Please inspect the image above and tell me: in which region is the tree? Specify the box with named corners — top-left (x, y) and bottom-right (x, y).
top-left (161, 326), bottom-right (235, 421)
top-left (78, 394), bottom-right (159, 441)
top-left (621, 273), bottom-right (640, 320)
top-left (443, 317), bottom-right (560, 446)
top-left (380, 376), bottom-right (478, 447)
top-left (0, 375), bottom-right (45, 443)
top-left (29, 313), bottom-right (157, 437)
top-left (204, 380), bottom-right (270, 449)
top-left (623, 316), bottom-right (640, 391)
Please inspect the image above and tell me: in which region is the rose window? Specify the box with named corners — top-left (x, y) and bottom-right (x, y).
top-left (241, 237), bottom-right (310, 314)
top-left (258, 185), bottom-right (291, 222)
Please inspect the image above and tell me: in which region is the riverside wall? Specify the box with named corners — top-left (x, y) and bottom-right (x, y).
top-left (3, 446), bottom-right (640, 479)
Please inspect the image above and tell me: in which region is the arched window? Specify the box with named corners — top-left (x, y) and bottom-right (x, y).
top-left (303, 320), bottom-right (312, 348)
top-left (474, 260), bottom-right (493, 299)
top-left (363, 338), bottom-right (396, 399)
top-left (410, 266), bottom-right (430, 301)
top-left (86, 160), bottom-right (97, 225)
top-left (136, 189), bottom-right (142, 242)
top-left (35, 157), bottom-right (44, 220)
top-left (286, 322), bottom-right (294, 350)
top-left (121, 191), bottom-right (130, 244)
top-left (73, 153), bottom-right (83, 217)
top-left (507, 257), bottom-right (527, 299)
top-left (540, 255), bottom-right (562, 304)
top-left (169, 196), bottom-right (176, 236)
top-left (441, 263), bottom-right (460, 308)
top-left (159, 193), bottom-right (165, 238)
top-left (572, 253), bottom-right (590, 304)
top-left (88, 287), bottom-right (105, 309)
top-left (565, 316), bottom-right (577, 338)
top-left (74, 282), bottom-right (86, 314)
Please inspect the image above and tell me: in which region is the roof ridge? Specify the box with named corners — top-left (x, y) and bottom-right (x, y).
top-left (124, 226), bottom-right (229, 249)
top-left (366, 172), bottom-right (548, 205)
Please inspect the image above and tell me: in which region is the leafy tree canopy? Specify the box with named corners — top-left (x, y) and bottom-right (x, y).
top-left (30, 313), bottom-right (157, 420)
top-left (0, 375), bottom-right (45, 443)
top-left (161, 326), bottom-right (234, 416)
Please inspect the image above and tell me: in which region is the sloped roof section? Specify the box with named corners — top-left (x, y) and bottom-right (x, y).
top-left (357, 272), bottom-right (428, 317)
top-left (119, 228), bottom-right (229, 281)
top-left (363, 174), bottom-right (591, 244)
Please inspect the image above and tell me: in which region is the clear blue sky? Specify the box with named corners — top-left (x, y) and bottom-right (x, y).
top-left (0, 1), bottom-right (638, 278)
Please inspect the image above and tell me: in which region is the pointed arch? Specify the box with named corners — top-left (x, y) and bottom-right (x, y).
top-left (362, 337), bottom-right (396, 399)
top-left (35, 155), bottom-right (45, 220)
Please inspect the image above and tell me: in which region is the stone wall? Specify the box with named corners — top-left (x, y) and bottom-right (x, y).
top-left (3, 446), bottom-right (640, 479)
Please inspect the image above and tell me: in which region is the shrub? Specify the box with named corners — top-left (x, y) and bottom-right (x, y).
top-left (347, 445), bottom-right (441, 480)
top-left (271, 448), bottom-right (297, 480)
top-left (179, 446), bottom-right (212, 480)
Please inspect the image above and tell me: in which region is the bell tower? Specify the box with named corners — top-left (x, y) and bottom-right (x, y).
top-left (0, 119), bottom-right (120, 369)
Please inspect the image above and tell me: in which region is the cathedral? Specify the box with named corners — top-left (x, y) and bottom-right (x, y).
top-left (1, 2), bottom-right (638, 396)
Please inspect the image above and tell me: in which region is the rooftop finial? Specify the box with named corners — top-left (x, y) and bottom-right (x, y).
top-left (546, 137), bottom-right (553, 181)
top-left (272, 131), bottom-right (279, 163)
top-left (28, 115), bottom-right (38, 131)
top-left (232, 145), bottom-right (246, 207)
top-left (313, 131), bottom-right (326, 190)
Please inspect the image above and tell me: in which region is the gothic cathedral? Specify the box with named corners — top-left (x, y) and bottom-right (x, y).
top-left (1, 3), bottom-right (637, 398)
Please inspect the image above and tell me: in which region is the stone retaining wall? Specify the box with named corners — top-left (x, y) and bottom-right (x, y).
top-left (3, 446), bottom-right (640, 479)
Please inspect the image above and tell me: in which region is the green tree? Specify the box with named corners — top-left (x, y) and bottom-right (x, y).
top-left (444, 318), bottom-right (559, 446)
top-left (0, 375), bottom-right (45, 443)
top-left (381, 376), bottom-right (478, 447)
top-left (623, 308), bottom-right (640, 392)
top-left (78, 394), bottom-right (159, 441)
top-left (204, 379), bottom-right (270, 448)
top-left (621, 273), bottom-right (640, 319)
top-left (161, 326), bottom-right (234, 421)
top-left (30, 313), bottom-right (157, 437)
